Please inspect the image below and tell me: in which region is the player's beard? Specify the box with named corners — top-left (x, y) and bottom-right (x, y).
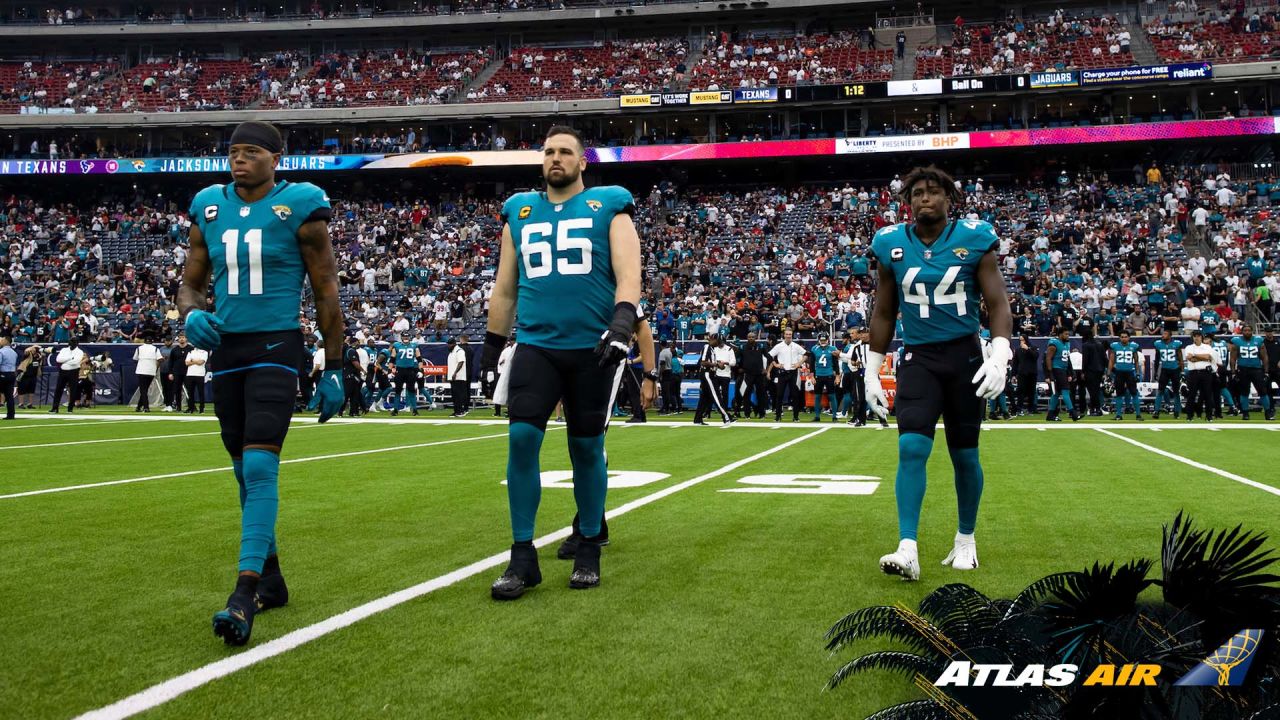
top-left (544, 164), bottom-right (580, 189)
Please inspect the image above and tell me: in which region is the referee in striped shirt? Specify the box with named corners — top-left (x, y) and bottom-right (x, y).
top-left (840, 329), bottom-right (868, 426)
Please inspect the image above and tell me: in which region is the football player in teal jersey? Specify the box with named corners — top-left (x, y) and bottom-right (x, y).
top-left (388, 332), bottom-right (421, 416)
top-left (1230, 324), bottom-right (1274, 420)
top-left (178, 121), bottom-right (344, 646)
top-left (1108, 330), bottom-right (1144, 420)
top-left (866, 166), bottom-right (1012, 582)
top-left (1152, 328), bottom-right (1184, 419)
top-left (1044, 326), bottom-right (1080, 422)
top-left (1208, 331), bottom-right (1237, 417)
top-left (482, 126), bottom-right (642, 599)
top-left (807, 332), bottom-right (840, 421)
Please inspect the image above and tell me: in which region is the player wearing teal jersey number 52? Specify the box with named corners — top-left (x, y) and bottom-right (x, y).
top-left (483, 126), bottom-right (643, 600)
top-left (866, 166), bottom-right (1012, 583)
top-left (178, 121), bottom-right (345, 646)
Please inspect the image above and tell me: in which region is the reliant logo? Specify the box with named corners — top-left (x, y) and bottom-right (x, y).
top-left (1172, 66), bottom-right (1210, 79)
top-left (934, 662), bottom-right (1162, 687)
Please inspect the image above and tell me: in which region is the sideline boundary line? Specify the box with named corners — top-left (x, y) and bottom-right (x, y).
top-left (73, 427), bottom-right (829, 720)
top-left (0, 423), bottom-right (330, 451)
top-left (0, 431), bottom-right (512, 500)
top-left (10, 412), bottom-right (1279, 430)
top-left (1095, 428), bottom-right (1280, 497)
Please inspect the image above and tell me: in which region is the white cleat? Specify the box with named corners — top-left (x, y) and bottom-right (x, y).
top-left (879, 550), bottom-right (920, 581)
top-left (941, 540), bottom-right (979, 570)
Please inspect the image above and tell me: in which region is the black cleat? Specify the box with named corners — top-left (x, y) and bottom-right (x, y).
top-left (557, 516), bottom-right (609, 559)
top-left (212, 577), bottom-right (259, 646)
top-left (491, 544), bottom-right (542, 600)
top-left (255, 556), bottom-right (289, 611)
top-left (569, 538), bottom-right (602, 589)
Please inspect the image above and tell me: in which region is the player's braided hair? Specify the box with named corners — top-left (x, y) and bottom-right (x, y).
top-left (545, 125), bottom-right (586, 152)
top-left (898, 165), bottom-right (964, 207)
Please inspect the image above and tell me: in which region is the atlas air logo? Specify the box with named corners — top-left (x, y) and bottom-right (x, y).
top-left (1175, 629), bottom-right (1264, 687)
top-left (934, 662), bottom-right (1162, 687)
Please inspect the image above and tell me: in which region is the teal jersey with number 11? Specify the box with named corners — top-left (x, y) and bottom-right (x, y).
top-left (871, 219), bottom-right (999, 345)
top-left (501, 186), bottom-right (635, 350)
top-left (189, 181), bottom-right (330, 334)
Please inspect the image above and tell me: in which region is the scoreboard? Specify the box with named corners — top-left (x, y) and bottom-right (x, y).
top-left (617, 62), bottom-right (1213, 108)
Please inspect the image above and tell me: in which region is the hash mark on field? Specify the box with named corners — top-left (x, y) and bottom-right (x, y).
top-left (73, 427), bottom-right (829, 720)
top-left (0, 431), bottom-right (513, 500)
top-left (1094, 428), bottom-right (1280, 497)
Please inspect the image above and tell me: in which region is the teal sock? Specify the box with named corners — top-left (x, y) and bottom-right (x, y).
top-left (948, 447), bottom-right (984, 535)
top-left (1062, 392), bottom-right (1074, 411)
top-left (568, 434), bottom-right (608, 538)
top-left (1238, 394), bottom-right (1249, 412)
top-left (1048, 395), bottom-right (1059, 414)
top-left (506, 422), bottom-right (545, 542)
top-left (895, 433), bottom-right (933, 541)
top-left (408, 391), bottom-right (417, 411)
top-left (1263, 395), bottom-right (1272, 411)
top-left (239, 449), bottom-right (280, 574)
top-left (233, 458), bottom-right (276, 557)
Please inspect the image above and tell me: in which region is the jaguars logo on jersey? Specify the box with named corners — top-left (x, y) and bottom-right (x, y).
top-left (272, 205), bottom-right (292, 221)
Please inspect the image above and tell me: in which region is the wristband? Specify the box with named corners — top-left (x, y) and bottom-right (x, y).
top-left (484, 331), bottom-right (508, 350)
top-left (325, 357), bottom-right (344, 371)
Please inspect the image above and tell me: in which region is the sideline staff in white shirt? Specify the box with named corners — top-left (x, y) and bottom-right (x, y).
top-left (185, 347), bottom-right (209, 414)
top-left (133, 340), bottom-right (163, 412)
top-left (448, 336), bottom-right (470, 417)
top-left (693, 333), bottom-right (735, 425)
top-left (51, 339), bottom-right (87, 413)
top-left (768, 328), bottom-right (806, 421)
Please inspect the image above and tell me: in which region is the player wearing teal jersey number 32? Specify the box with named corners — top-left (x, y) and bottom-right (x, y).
top-left (178, 121), bottom-right (344, 647)
top-left (866, 166), bottom-right (1013, 583)
top-left (482, 126), bottom-right (644, 601)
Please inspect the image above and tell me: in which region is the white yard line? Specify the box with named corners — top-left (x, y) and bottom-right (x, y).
top-left (1094, 428), bottom-right (1280, 498)
top-left (0, 423), bottom-right (330, 451)
top-left (73, 426), bottom-right (829, 720)
top-left (0, 431), bottom-right (512, 500)
top-left (0, 419), bottom-right (158, 431)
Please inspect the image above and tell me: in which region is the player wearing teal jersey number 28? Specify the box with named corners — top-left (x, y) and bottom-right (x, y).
top-left (866, 166), bottom-right (1013, 582)
top-left (178, 121), bottom-right (345, 646)
top-left (482, 126), bottom-right (644, 600)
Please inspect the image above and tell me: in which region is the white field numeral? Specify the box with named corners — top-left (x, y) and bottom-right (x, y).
top-left (720, 474), bottom-right (881, 495)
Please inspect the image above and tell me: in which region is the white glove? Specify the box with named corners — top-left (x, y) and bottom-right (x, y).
top-left (972, 336), bottom-right (1011, 400)
top-left (864, 350), bottom-right (889, 420)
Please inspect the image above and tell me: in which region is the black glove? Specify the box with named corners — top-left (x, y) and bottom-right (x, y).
top-left (594, 302), bottom-right (637, 367)
top-left (481, 331), bottom-right (505, 374)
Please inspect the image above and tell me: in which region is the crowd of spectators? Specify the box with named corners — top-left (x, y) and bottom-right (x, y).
top-left (1146, 6), bottom-right (1280, 63)
top-left (691, 30), bottom-right (894, 89)
top-left (2, 160), bottom-right (1278, 351)
top-left (917, 10), bottom-right (1134, 79)
top-left (481, 39), bottom-right (688, 101)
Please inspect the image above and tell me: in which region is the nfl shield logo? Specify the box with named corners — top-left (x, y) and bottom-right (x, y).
top-left (239, 207), bottom-right (251, 218)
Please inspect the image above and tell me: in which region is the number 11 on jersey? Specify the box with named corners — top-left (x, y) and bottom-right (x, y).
top-left (222, 228), bottom-right (263, 296)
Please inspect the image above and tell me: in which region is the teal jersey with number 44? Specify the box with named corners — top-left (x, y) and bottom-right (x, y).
top-left (501, 186), bottom-right (635, 350)
top-left (189, 181), bottom-right (330, 334)
top-left (870, 219), bottom-right (999, 345)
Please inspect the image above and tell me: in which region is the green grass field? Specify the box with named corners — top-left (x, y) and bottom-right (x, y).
top-left (3, 408), bottom-right (1278, 720)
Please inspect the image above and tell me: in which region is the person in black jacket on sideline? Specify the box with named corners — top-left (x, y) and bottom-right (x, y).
top-left (1012, 335), bottom-right (1039, 415)
top-left (1079, 328), bottom-right (1109, 416)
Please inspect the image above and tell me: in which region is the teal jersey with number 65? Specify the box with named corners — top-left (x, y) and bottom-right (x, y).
top-left (189, 181), bottom-right (331, 334)
top-left (870, 219), bottom-right (999, 345)
top-left (501, 186), bottom-right (635, 350)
